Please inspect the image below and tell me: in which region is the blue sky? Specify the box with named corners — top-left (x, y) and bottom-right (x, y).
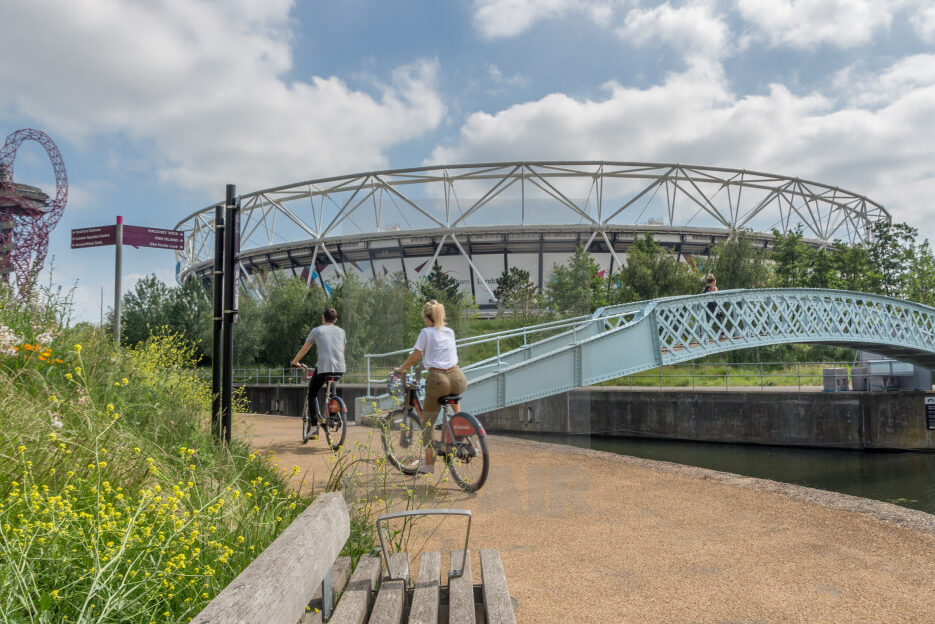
top-left (2, 0), bottom-right (935, 322)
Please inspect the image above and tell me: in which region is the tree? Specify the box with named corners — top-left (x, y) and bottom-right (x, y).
top-left (416, 263), bottom-right (474, 333)
top-left (705, 230), bottom-right (771, 290)
top-left (117, 275), bottom-right (171, 347)
top-left (830, 241), bottom-right (875, 293)
top-left (865, 220), bottom-right (916, 297)
top-left (167, 277), bottom-right (212, 348)
top-left (251, 274), bottom-right (329, 366)
top-left (904, 239), bottom-right (935, 306)
top-left (417, 263), bottom-right (461, 302)
top-left (616, 234), bottom-right (699, 301)
top-left (493, 267), bottom-right (539, 317)
top-left (770, 228), bottom-right (812, 287)
top-left (546, 245), bottom-right (606, 315)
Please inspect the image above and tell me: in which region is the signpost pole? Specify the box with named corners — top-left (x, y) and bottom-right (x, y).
top-left (113, 215), bottom-right (123, 343)
top-left (221, 185), bottom-right (238, 445)
top-left (212, 203), bottom-right (225, 441)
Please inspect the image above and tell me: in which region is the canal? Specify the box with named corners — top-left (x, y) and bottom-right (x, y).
top-left (505, 432), bottom-right (935, 515)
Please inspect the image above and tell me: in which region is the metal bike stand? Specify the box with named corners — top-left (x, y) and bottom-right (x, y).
top-left (376, 509), bottom-right (472, 580)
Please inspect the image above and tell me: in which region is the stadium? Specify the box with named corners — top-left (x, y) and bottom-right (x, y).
top-left (173, 161), bottom-right (889, 312)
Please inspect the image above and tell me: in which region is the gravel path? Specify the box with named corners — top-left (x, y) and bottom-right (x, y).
top-left (240, 414), bottom-right (935, 623)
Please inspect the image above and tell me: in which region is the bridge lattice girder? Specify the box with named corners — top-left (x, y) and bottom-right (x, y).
top-left (444, 289), bottom-right (935, 415)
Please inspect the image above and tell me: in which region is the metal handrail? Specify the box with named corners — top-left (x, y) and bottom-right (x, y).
top-left (363, 310), bottom-right (642, 394)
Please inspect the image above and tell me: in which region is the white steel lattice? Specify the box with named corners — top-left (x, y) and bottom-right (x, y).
top-left (173, 162), bottom-right (889, 298)
top-left (453, 289), bottom-right (935, 415)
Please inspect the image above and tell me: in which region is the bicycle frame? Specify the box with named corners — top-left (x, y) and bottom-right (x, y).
top-left (302, 366), bottom-right (341, 418)
top-left (400, 376), bottom-right (466, 453)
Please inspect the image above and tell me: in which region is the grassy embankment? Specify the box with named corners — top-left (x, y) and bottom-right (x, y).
top-left (0, 288), bottom-right (313, 623)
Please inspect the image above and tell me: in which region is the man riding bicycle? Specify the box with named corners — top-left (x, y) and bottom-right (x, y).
top-left (291, 308), bottom-right (346, 439)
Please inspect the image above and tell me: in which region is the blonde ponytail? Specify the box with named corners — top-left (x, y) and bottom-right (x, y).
top-left (422, 299), bottom-right (446, 329)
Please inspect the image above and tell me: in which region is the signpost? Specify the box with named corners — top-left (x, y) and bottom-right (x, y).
top-left (71, 217), bottom-right (184, 342)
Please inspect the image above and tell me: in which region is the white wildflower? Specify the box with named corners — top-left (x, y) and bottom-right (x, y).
top-left (0, 325), bottom-right (19, 357)
top-left (36, 330), bottom-right (55, 345)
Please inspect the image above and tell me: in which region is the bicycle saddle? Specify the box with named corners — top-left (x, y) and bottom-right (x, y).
top-left (438, 394), bottom-right (461, 404)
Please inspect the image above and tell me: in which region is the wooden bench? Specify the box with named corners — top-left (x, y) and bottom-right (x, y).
top-left (192, 492), bottom-right (516, 624)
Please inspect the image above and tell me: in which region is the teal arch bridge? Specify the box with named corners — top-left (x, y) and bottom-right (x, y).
top-left (361, 289), bottom-right (935, 416)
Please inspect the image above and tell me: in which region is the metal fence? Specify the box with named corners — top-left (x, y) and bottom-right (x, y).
top-left (200, 361), bottom-right (857, 392)
top-left (195, 368), bottom-right (371, 385)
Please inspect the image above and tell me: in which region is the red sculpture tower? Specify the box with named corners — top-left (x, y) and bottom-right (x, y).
top-left (0, 129), bottom-right (68, 292)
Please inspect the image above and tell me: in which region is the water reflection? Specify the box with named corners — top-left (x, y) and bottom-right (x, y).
top-left (505, 432), bottom-right (935, 515)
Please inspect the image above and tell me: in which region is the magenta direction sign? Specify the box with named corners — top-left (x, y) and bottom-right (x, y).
top-left (71, 225), bottom-right (116, 248)
top-left (123, 225), bottom-right (184, 250)
top-left (71, 223), bottom-right (184, 250)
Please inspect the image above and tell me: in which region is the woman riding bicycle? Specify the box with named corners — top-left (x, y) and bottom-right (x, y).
top-left (394, 300), bottom-right (467, 475)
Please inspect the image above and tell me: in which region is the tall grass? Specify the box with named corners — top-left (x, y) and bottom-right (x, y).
top-left (0, 286), bottom-right (311, 623)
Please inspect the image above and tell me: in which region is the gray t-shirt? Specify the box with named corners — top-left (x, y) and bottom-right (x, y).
top-left (305, 324), bottom-right (346, 373)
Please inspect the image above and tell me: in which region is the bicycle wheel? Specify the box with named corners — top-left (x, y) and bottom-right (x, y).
top-left (445, 412), bottom-right (489, 492)
top-left (300, 395), bottom-right (317, 444)
top-left (381, 408), bottom-right (422, 475)
top-left (323, 395), bottom-right (347, 451)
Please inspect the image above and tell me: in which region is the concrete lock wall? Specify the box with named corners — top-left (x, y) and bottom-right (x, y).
top-left (242, 384), bottom-right (935, 450)
top-left (480, 387), bottom-right (935, 451)
top-left (243, 383), bottom-right (371, 422)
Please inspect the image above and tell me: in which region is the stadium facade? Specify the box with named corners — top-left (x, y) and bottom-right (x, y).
top-left (174, 161), bottom-right (889, 310)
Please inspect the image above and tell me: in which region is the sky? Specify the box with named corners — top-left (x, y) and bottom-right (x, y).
top-left (2, 0), bottom-right (935, 323)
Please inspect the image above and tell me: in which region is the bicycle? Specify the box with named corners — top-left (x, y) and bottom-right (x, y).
top-left (380, 368), bottom-right (489, 492)
top-left (294, 363), bottom-right (347, 451)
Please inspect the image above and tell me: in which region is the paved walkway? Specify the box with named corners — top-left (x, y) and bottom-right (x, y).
top-left (240, 415), bottom-right (935, 623)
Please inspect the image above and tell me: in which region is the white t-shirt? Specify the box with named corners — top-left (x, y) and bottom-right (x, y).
top-left (414, 326), bottom-right (458, 369)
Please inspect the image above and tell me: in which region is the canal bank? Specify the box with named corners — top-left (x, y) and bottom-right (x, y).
top-left (485, 385), bottom-right (935, 450)
top-left (242, 383), bottom-right (935, 450)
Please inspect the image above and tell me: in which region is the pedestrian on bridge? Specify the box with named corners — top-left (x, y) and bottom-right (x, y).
top-left (703, 274), bottom-right (725, 339)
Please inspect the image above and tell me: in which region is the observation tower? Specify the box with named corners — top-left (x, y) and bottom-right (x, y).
top-left (0, 129), bottom-right (69, 291)
top-left (0, 163), bottom-right (49, 280)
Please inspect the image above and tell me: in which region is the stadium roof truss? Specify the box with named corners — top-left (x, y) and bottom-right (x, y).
top-left (175, 161), bottom-right (890, 294)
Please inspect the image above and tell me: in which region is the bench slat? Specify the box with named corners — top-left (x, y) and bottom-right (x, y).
top-left (407, 551), bottom-right (441, 624)
top-left (329, 555), bottom-right (382, 624)
top-left (299, 557), bottom-right (353, 624)
top-left (192, 492), bottom-right (349, 624)
top-left (448, 549), bottom-right (475, 624)
top-left (368, 552), bottom-right (410, 624)
top-left (480, 549), bottom-right (515, 624)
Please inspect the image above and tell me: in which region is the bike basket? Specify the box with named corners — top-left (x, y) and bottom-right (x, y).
top-left (449, 415), bottom-right (476, 437)
top-left (328, 398), bottom-right (341, 413)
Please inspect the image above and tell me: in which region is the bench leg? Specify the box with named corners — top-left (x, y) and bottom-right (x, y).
top-left (321, 569), bottom-right (333, 621)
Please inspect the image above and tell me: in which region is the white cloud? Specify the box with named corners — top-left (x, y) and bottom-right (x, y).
top-left (431, 54), bottom-right (935, 239)
top-left (0, 1), bottom-right (444, 193)
top-left (909, 1), bottom-right (935, 41)
top-left (735, 0), bottom-right (896, 49)
top-left (834, 54), bottom-right (935, 108)
top-left (616, 1), bottom-right (730, 59)
top-left (472, 0), bottom-right (622, 39)
top-left (485, 63), bottom-right (531, 93)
